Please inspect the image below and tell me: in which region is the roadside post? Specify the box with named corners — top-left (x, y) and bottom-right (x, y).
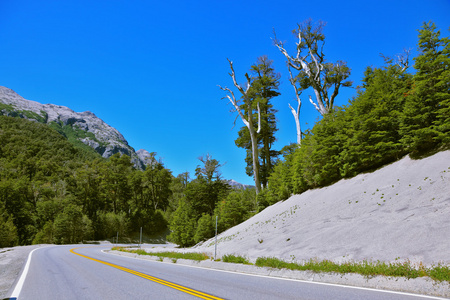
top-left (215, 216), bottom-right (218, 260)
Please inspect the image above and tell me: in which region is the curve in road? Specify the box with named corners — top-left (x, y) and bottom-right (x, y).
top-left (70, 247), bottom-right (222, 300)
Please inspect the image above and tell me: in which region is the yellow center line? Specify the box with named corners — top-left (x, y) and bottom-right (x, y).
top-left (70, 247), bottom-right (224, 300)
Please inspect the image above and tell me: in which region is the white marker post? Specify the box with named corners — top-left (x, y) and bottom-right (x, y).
top-left (214, 216), bottom-right (218, 260)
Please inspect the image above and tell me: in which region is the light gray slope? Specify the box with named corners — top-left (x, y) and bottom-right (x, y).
top-left (0, 86), bottom-right (146, 168)
top-left (193, 151), bottom-right (450, 266)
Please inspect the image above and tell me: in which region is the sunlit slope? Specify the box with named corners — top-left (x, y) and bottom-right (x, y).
top-left (195, 151), bottom-right (450, 265)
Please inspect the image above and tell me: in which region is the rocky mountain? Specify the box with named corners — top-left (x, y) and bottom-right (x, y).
top-left (227, 179), bottom-right (254, 190)
top-left (0, 86), bottom-right (147, 169)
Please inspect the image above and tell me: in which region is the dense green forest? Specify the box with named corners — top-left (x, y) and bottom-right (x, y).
top-left (0, 117), bottom-right (256, 247)
top-left (0, 21), bottom-right (448, 248)
top-left (0, 117), bottom-right (172, 246)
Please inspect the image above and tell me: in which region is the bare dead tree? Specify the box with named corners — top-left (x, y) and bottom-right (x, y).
top-left (273, 19), bottom-right (352, 116)
top-left (219, 58), bottom-right (262, 194)
top-left (287, 64), bottom-right (302, 145)
top-left (380, 48), bottom-right (412, 73)
top-left (396, 48), bottom-right (411, 72)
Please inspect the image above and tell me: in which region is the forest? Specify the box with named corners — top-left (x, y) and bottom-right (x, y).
top-left (0, 21), bottom-right (448, 248)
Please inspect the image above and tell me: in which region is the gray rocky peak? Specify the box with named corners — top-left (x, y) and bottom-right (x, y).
top-left (0, 86), bottom-right (147, 169)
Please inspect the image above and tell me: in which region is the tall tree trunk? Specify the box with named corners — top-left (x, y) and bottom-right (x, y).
top-left (288, 64), bottom-right (302, 145)
top-left (220, 59), bottom-right (262, 194)
top-left (289, 101), bottom-right (301, 145)
top-left (248, 113), bottom-right (261, 193)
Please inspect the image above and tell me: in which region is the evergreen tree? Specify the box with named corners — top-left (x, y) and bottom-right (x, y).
top-left (167, 155), bottom-right (230, 246)
top-left (400, 22), bottom-right (450, 153)
top-left (194, 213), bottom-right (215, 244)
top-left (340, 60), bottom-right (412, 177)
top-left (235, 56), bottom-right (280, 188)
top-left (167, 199), bottom-right (197, 247)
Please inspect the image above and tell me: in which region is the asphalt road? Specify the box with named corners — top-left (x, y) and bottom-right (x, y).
top-left (12, 245), bottom-right (444, 300)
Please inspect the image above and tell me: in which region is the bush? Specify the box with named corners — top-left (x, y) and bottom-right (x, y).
top-left (222, 254), bottom-right (251, 264)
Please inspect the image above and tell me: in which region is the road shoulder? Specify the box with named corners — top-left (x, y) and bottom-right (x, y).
top-left (107, 249), bottom-right (449, 299)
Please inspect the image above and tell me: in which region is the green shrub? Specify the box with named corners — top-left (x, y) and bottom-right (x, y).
top-left (255, 257), bottom-right (449, 282)
top-left (222, 254), bottom-right (251, 264)
top-left (113, 248), bottom-right (210, 261)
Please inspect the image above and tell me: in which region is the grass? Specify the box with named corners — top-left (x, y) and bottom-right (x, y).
top-left (222, 254), bottom-right (251, 265)
top-left (255, 257), bottom-right (450, 282)
top-left (111, 247), bottom-right (449, 282)
top-left (112, 247), bottom-right (210, 261)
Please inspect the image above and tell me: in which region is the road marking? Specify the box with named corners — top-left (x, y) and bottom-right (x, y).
top-left (70, 247), bottom-right (223, 300)
top-left (106, 250), bottom-right (446, 300)
top-left (8, 247), bottom-right (40, 299)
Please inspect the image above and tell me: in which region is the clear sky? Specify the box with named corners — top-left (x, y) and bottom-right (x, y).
top-left (1, 0), bottom-right (449, 185)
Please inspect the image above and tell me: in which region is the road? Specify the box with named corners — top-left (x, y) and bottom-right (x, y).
top-left (11, 245), bottom-right (443, 300)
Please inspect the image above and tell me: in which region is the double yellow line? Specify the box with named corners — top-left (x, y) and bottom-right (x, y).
top-left (70, 247), bottom-right (224, 300)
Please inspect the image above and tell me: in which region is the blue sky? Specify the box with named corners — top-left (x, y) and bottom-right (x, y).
top-left (1, 0), bottom-right (449, 185)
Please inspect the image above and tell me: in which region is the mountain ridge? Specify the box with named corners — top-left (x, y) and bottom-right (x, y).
top-left (0, 86), bottom-right (147, 169)
top-left (0, 86), bottom-right (252, 187)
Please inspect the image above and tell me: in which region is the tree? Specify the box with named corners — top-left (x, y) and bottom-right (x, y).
top-left (235, 56), bottom-right (281, 188)
top-left (167, 199), bottom-right (197, 247)
top-left (103, 153), bottom-right (133, 213)
top-left (274, 19), bottom-right (352, 116)
top-left (0, 205), bottom-right (19, 247)
top-left (266, 143), bottom-right (298, 201)
top-left (214, 191), bottom-right (250, 232)
top-left (143, 160), bottom-right (172, 211)
top-left (287, 64), bottom-right (302, 145)
top-left (340, 59), bottom-right (412, 177)
top-left (400, 22), bottom-right (450, 153)
top-left (185, 155), bottom-right (229, 216)
top-left (53, 204), bottom-right (92, 244)
top-left (195, 154), bottom-right (224, 184)
top-left (220, 59), bottom-right (262, 194)
top-left (166, 172), bottom-right (190, 219)
top-left (194, 213), bottom-right (215, 244)
top-left (168, 155), bottom-right (229, 247)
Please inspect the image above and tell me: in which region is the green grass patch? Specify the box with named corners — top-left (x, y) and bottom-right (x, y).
top-left (222, 254), bottom-right (251, 265)
top-left (255, 257), bottom-right (450, 282)
top-left (112, 247), bottom-right (210, 261)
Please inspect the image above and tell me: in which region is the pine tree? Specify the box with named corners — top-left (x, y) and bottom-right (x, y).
top-left (400, 22), bottom-right (450, 153)
top-left (340, 61), bottom-right (412, 177)
top-left (167, 199), bottom-right (196, 247)
top-left (235, 56), bottom-right (280, 188)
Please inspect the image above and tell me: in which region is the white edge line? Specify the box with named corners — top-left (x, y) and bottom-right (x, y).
top-left (102, 250), bottom-right (447, 300)
top-left (9, 247), bottom-right (44, 299)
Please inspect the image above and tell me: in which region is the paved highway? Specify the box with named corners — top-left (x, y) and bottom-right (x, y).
top-left (12, 245), bottom-right (443, 299)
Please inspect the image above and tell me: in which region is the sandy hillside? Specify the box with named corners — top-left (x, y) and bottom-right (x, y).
top-left (191, 151), bottom-right (450, 266)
